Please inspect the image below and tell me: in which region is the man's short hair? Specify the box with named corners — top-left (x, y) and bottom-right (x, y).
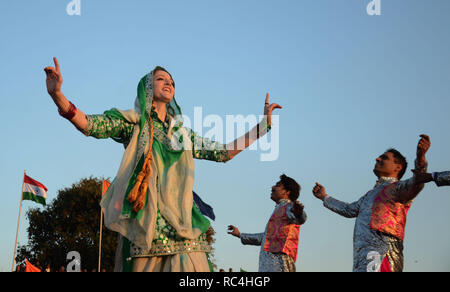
top-left (387, 148), bottom-right (408, 179)
top-left (279, 174), bottom-right (301, 201)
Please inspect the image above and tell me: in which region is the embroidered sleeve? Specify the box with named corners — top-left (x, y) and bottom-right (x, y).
top-left (240, 233), bottom-right (265, 246)
top-left (433, 171), bottom-right (450, 187)
top-left (82, 114), bottom-right (135, 145)
top-left (190, 130), bottom-right (230, 162)
top-left (395, 159), bottom-right (428, 203)
top-left (323, 195), bottom-right (364, 218)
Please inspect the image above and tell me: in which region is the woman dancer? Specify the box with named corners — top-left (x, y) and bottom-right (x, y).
top-left (44, 58), bottom-right (281, 272)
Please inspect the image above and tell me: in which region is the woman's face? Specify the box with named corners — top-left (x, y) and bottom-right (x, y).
top-left (153, 70), bottom-right (175, 104)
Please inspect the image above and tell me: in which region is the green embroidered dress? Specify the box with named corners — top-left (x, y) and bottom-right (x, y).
top-left (81, 67), bottom-right (268, 272)
top-left (83, 109), bottom-right (229, 269)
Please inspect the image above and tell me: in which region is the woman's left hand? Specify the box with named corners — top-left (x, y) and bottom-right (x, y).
top-left (225, 93), bottom-right (282, 160)
top-left (264, 93), bottom-right (282, 126)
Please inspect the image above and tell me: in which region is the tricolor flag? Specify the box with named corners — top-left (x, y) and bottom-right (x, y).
top-left (22, 175), bottom-right (48, 206)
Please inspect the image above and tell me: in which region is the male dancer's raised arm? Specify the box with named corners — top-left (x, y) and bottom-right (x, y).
top-left (413, 171), bottom-right (450, 187)
top-left (394, 135), bottom-right (430, 203)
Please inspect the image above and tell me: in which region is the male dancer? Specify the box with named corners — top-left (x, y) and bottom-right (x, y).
top-left (313, 135), bottom-right (430, 272)
top-left (228, 174), bottom-right (307, 272)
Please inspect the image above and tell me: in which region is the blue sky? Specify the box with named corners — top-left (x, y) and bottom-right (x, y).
top-left (1, 0), bottom-right (449, 272)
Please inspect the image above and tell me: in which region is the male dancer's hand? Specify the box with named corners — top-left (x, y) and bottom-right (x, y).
top-left (312, 182), bottom-right (327, 201)
top-left (291, 201), bottom-right (304, 216)
top-left (416, 134), bottom-right (430, 168)
top-left (227, 225), bottom-right (241, 238)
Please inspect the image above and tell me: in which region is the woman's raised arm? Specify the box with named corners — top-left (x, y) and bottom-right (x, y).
top-left (226, 93), bottom-right (282, 160)
top-left (44, 57), bottom-right (88, 132)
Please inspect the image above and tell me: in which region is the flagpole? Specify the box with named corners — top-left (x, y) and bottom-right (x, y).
top-left (12, 171), bottom-right (25, 272)
top-left (98, 176), bottom-right (104, 272)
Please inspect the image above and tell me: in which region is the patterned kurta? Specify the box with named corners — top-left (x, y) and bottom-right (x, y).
top-left (323, 161), bottom-right (427, 272)
top-left (83, 111), bottom-right (229, 261)
top-left (239, 199), bottom-right (307, 272)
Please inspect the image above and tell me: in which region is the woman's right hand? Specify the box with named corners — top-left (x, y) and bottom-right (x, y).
top-left (43, 57), bottom-right (88, 131)
top-left (44, 57), bottom-right (63, 97)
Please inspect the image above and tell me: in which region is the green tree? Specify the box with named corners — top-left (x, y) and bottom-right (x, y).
top-left (16, 177), bottom-right (117, 272)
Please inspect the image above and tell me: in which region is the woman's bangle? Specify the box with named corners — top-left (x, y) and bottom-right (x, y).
top-left (58, 101), bottom-right (77, 120)
top-left (256, 117), bottom-right (271, 138)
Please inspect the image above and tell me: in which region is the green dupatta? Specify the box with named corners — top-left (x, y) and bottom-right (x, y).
top-left (100, 69), bottom-right (210, 258)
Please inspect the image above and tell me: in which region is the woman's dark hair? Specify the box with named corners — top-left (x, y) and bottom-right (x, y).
top-left (387, 148), bottom-right (408, 179)
top-left (279, 174), bottom-right (301, 201)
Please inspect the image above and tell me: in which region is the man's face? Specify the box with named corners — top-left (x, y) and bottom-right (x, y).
top-left (373, 151), bottom-right (402, 179)
top-left (270, 181), bottom-right (290, 203)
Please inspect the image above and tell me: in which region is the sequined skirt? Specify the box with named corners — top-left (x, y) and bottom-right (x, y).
top-left (130, 209), bottom-right (211, 258)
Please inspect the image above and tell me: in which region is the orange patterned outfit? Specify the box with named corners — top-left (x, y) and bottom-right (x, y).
top-left (323, 161), bottom-right (427, 272)
top-left (239, 199), bottom-right (306, 272)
